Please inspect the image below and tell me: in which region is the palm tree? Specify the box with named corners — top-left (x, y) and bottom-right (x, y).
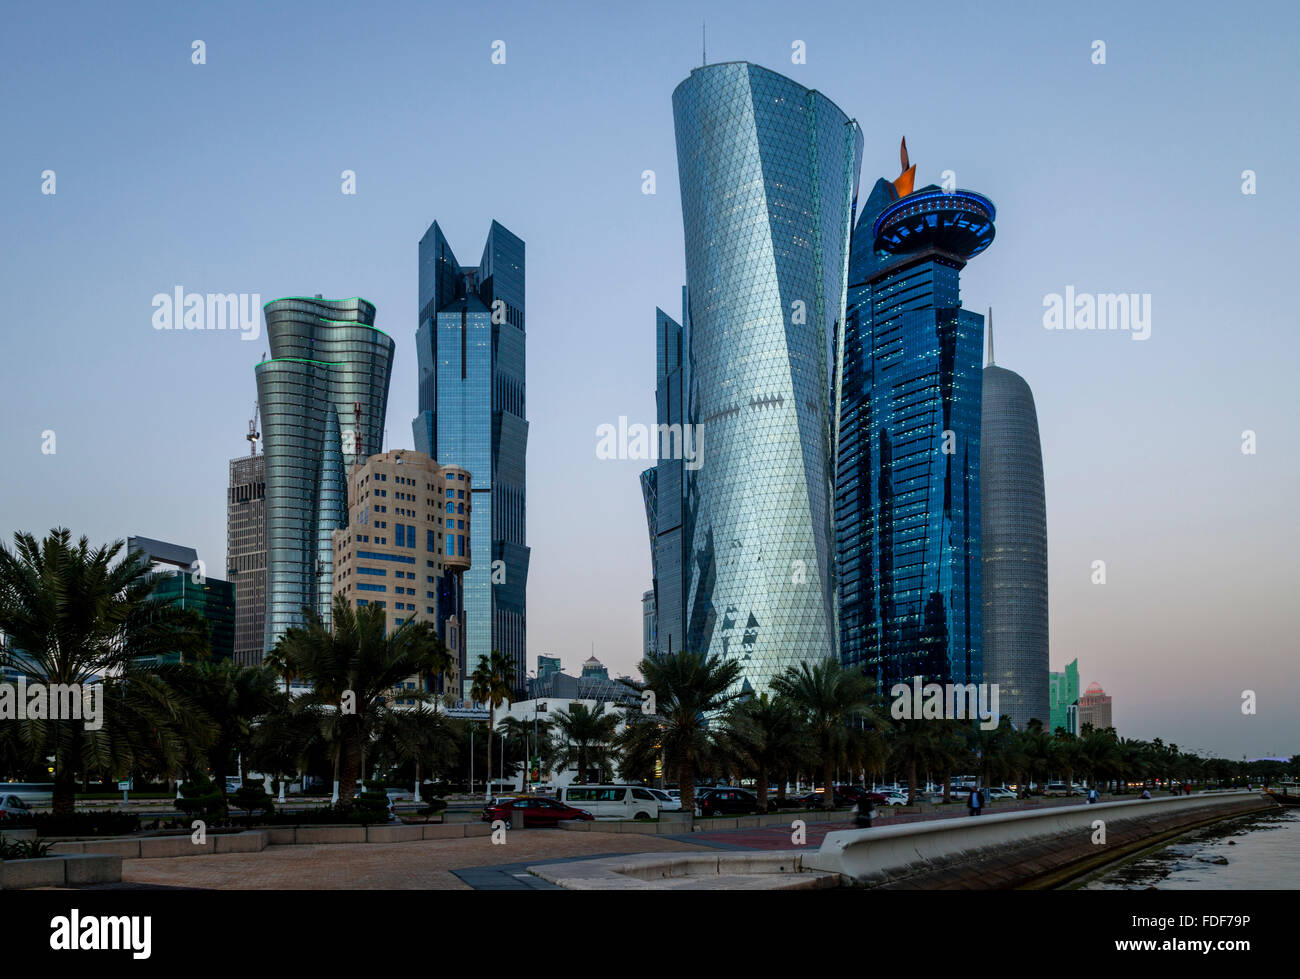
top-left (469, 650), bottom-right (515, 801)
top-left (0, 529), bottom-right (209, 814)
top-left (496, 714), bottom-right (548, 790)
top-left (719, 694), bottom-right (806, 812)
top-left (273, 595), bottom-right (448, 806)
top-left (638, 649), bottom-right (743, 815)
top-left (248, 690), bottom-right (317, 801)
top-left (770, 660), bottom-right (881, 810)
top-left (160, 659), bottom-right (278, 801)
top-left (375, 704), bottom-right (459, 800)
top-left (889, 719), bottom-right (939, 805)
top-left (551, 703), bottom-right (620, 784)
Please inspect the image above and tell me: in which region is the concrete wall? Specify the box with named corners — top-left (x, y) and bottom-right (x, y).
top-left (808, 790), bottom-right (1273, 887)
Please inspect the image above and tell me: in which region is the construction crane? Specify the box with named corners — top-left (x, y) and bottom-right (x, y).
top-left (247, 402), bottom-right (261, 455)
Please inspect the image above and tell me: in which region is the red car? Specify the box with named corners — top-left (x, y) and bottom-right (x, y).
top-left (481, 795), bottom-right (594, 828)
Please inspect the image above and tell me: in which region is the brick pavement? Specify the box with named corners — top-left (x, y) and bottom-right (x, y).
top-left (120, 830), bottom-right (710, 890)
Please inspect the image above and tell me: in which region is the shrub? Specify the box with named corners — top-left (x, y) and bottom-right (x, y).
top-left (5, 811), bottom-right (141, 838)
top-left (175, 775), bottom-right (225, 820)
top-left (0, 838), bottom-right (54, 860)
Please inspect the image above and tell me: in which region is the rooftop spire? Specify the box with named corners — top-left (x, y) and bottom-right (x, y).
top-left (986, 306), bottom-right (994, 366)
top-left (702, 21), bottom-right (706, 66)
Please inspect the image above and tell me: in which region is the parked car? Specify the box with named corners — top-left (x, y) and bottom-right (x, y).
top-left (882, 791), bottom-right (909, 806)
top-left (481, 796), bottom-right (595, 828)
top-left (987, 787), bottom-right (1017, 802)
top-left (0, 793), bottom-right (33, 819)
top-left (795, 790), bottom-right (856, 809)
top-left (1043, 783), bottom-right (1070, 797)
top-left (696, 787), bottom-right (762, 817)
top-left (648, 788), bottom-right (682, 812)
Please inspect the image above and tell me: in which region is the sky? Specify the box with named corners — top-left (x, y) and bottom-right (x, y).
top-left (1, 0), bottom-right (1296, 759)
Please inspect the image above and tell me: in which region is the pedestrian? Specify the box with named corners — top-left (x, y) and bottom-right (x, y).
top-left (1087, 786), bottom-right (1099, 805)
top-left (968, 786), bottom-right (983, 817)
top-left (856, 795), bottom-right (877, 828)
top-left (1141, 788), bottom-right (1151, 799)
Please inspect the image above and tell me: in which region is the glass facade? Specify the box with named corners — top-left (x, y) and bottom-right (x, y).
top-left (226, 452), bottom-right (266, 667)
top-left (412, 221), bottom-right (529, 698)
top-left (982, 350), bottom-right (1049, 729)
top-left (150, 571), bottom-right (236, 664)
top-left (255, 297), bottom-right (395, 652)
top-left (1049, 658), bottom-right (1079, 735)
top-left (835, 174), bottom-right (994, 690)
top-left (671, 62), bottom-right (862, 697)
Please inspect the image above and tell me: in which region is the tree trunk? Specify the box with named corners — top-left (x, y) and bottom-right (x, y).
top-left (822, 754), bottom-right (835, 811)
top-left (484, 708), bottom-right (493, 802)
top-left (338, 718), bottom-right (361, 805)
top-left (909, 760), bottom-right (919, 808)
top-left (679, 762), bottom-right (695, 815)
top-left (757, 764), bottom-right (770, 813)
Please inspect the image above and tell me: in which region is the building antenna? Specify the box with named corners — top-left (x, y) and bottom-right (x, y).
top-left (986, 307), bottom-right (994, 367)
top-left (702, 21), bottom-right (706, 67)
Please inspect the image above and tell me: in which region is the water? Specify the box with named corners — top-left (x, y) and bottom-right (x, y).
top-left (1082, 807), bottom-right (1299, 889)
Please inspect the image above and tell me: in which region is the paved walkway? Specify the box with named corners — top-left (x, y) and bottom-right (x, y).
top-left (120, 831), bottom-right (708, 890)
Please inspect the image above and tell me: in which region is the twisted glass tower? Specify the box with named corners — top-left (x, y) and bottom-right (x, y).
top-left (835, 145), bottom-right (994, 690)
top-left (412, 221), bottom-right (529, 699)
top-left (981, 317), bottom-right (1049, 729)
top-left (672, 62), bottom-right (862, 696)
top-left (256, 297), bottom-right (394, 653)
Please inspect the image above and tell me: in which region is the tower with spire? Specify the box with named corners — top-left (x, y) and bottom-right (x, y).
top-left (980, 309), bottom-right (1050, 729)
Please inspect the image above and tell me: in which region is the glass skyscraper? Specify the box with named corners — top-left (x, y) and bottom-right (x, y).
top-left (981, 315), bottom-right (1049, 729)
top-left (835, 147), bottom-right (995, 690)
top-left (255, 296), bottom-right (395, 653)
top-left (411, 221), bottom-right (529, 699)
top-left (669, 62), bottom-right (862, 696)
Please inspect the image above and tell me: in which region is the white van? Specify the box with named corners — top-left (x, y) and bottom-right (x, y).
top-left (557, 784), bottom-right (660, 820)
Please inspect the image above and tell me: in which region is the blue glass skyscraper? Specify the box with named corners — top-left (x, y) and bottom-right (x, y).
top-left (412, 221), bottom-right (529, 698)
top-left (256, 296), bottom-right (395, 652)
top-left (669, 63), bottom-right (862, 696)
top-left (835, 143), bottom-right (995, 690)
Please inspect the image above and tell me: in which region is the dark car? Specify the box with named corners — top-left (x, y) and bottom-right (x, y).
top-left (837, 786), bottom-right (890, 805)
top-left (0, 793), bottom-right (33, 819)
top-left (696, 787), bottom-right (762, 817)
top-left (795, 790), bottom-right (856, 809)
top-left (481, 795), bottom-right (594, 828)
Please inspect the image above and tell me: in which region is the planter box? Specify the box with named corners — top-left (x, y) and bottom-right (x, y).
top-left (365, 825), bottom-right (424, 844)
top-left (293, 826), bottom-right (367, 845)
top-left (0, 854), bottom-right (121, 889)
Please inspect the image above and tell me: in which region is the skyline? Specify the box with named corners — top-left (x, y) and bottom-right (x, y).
top-left (2, 0), bottom-right (1298, 758)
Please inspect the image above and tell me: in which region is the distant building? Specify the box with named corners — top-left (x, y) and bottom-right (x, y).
top-left (537, 655), bottom-right (562, 682)
top-left (529, 655), bottom-right (640, 706)
top-left (411, 221), bottom-right (529, 699)
top-left (227, 451), bottom-right (266, 667)
top-left (1076, 681), bottom-right (1113, 733)
top-left (331, 449), bottom-right (470, 697)
top-left (642, 589), bottom-right (656, 660)
top-left (981, 312), bottom-right (1049, 730)
top-left (256, 296), bottom-right (395, 653)
top-left (128, 536), bottom-right (234, 664)
top-left (1049, 659), bottom-right (1079, 735)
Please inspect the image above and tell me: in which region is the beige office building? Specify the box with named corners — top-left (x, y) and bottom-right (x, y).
top-left (332, 450), bottom-right (471, 697)
top-left (1076, 682), bottom-right (1114, 733)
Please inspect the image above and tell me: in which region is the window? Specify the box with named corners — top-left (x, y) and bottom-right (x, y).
top-left (407, 524), bottom-right (416, 549)
top-left (357, 583), bottom-right (386, 592)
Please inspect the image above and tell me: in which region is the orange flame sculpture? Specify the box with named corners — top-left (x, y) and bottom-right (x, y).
top-left (893, 136), bottom-right (916, 198)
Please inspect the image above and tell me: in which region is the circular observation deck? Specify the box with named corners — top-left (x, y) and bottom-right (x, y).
top-left (872, 188), bottom-right (996, 259)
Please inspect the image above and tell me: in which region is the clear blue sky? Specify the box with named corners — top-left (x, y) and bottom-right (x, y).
top-left (2, 0), bottom-right (1296, 758)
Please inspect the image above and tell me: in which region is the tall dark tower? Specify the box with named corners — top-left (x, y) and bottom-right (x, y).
top-left (835, 138), bottom-right (995, 690)
top-left (412, 221), bottom-right (529, 699)
top-left (980, 311), bottom-right (1049, 729)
